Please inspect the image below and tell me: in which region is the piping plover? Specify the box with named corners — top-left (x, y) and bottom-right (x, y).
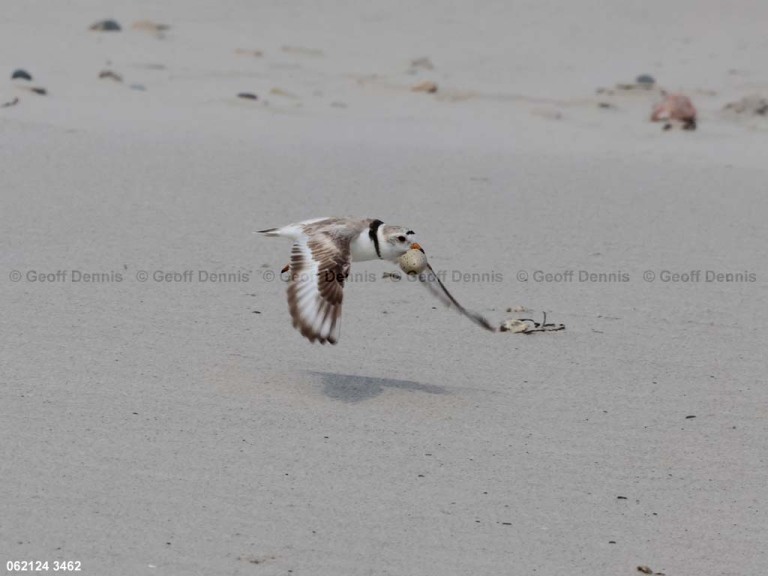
top-left (259, 217), bottom-right (495, 344)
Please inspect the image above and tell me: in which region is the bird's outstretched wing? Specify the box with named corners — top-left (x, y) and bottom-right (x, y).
top-left (416, 263), bottom-right (497, 332)
top-left (287, 232), bottom-right (351, 344)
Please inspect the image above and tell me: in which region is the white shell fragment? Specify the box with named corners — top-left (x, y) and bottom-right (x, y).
top-left (500, 311), bottom-right (566, 334)
top-left (500, 319), bottom-right (533, 333)
top-left (398, 248), bottom-right (428, 275)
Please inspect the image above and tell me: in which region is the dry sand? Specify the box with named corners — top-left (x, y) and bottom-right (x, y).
top-left (2, 2), bottom-right (767, 575)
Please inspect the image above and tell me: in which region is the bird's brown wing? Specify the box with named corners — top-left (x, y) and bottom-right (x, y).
top-left (286, 232), bottom-right (351, 344)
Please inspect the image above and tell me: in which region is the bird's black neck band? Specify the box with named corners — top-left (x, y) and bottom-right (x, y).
top-left (369, 219), bottom-right (383, 259)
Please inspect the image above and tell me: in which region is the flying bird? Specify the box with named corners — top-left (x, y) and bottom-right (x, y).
top-left (259, 217), bottom-right (495, 344)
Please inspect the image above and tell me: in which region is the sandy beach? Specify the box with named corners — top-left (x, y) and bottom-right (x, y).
top-left (2, 2), bottom-right (767, 575)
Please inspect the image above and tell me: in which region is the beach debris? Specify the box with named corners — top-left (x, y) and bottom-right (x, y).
top-left (411, 80), bottom-right (438, 94)
top-left (409, 56), bottom-right (435, 71)
top-left (635, 74), bottom-right (656, 88)
top-left (89, 19), bottom-right (121, 32)
top-left (237, 555), bottom-right (276, 565)
top-left (651, 92), bottom-right (697, 130)
top-left (500, 312), bottom-right (565, 334)
top-left (616, 74), bottom-right (657, 91)
top-left (1, 97), bottom-right (19, 108)
top-left (11, 69), bottom-right (32, 81)
top-left (499, 319), bottom-right (531, 333)
top-left (270, 87), bottom-right (298, 99)
top-left (637, 567), bottom-right (653, 575)
top-left (281, 45), bottom-right (324, 57)
top-left (129, 83), bottom-right (147, 91)
top-left (597, 101), bottom-right (616, 109)
top-left (131, 20), bottom-right (170, 37)
top-left (506, 305), bottom-right (529, 313)
top-left (235, 48), bottom-right (264, 57)
top-left (398, 247), bottom-right (428, 275)
top-left (237, 92), bottom-right (258, 100)
top-left (98, 69), bottom-right (123, 82)
top-left (723, 94), bottom-right (768, 116)
top-left (21, 86), bottom-right (47, 96)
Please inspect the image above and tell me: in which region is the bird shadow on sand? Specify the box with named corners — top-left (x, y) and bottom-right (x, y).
top-left (306, 371), bottom-right (447, 403)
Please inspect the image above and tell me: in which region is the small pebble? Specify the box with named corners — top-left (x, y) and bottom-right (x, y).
top-left (131, 20), bottom-right (170, 34)
top-left (99, 70), bottom-right (123, 82)
top-left (11, 69), bottom-right (32, 81)
top-left (270, 87), bottom-right (298, 99)
top-left (89, 19), bottom-right (121, 32)
top-left (636, 74), bottom-right (656, 87)
top-left (237, 92), bottom-right (258, 100)
top-left (411, 81), bottom-right (438, 94)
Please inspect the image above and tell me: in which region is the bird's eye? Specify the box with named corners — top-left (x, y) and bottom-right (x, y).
top-left (397, 235), bottom-right (406, 242)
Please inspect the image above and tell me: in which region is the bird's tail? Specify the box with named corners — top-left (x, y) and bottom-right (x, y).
top-left (257, 227), bottom-right (280, 237)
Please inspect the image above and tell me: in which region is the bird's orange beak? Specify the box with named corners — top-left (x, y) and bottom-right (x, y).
top-left (410, 242), bottom-right (424, 253)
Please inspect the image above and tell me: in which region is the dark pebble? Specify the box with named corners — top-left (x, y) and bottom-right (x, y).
top-left (636, 74), bottom-right (655, 86)
top-left (617, 496), bottom-right (628, 500)
top-left (12, 69), bottom-right (32, 81)
top-left (99, 70), bottom-right (123, 82)
top-left (685, 415), bottom-right (696, 419)
top-left (29, 87), bottom-right (47, 96)
top-left (609, 540), bottom-right (616, 544)
top-left (238, 92), bottom-right (258, 100)
top-left (90, 19), bottom-right (121, 32)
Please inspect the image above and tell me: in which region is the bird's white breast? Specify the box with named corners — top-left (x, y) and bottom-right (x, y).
top-left (349, 231), bottom-right (379, 262)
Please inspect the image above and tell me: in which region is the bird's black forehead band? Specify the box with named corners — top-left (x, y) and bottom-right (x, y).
top-left (406, 230), bottom-right (415, 235)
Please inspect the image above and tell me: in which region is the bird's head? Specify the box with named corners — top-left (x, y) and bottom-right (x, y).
top-left (379, 225), bottom-right (418, 260)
